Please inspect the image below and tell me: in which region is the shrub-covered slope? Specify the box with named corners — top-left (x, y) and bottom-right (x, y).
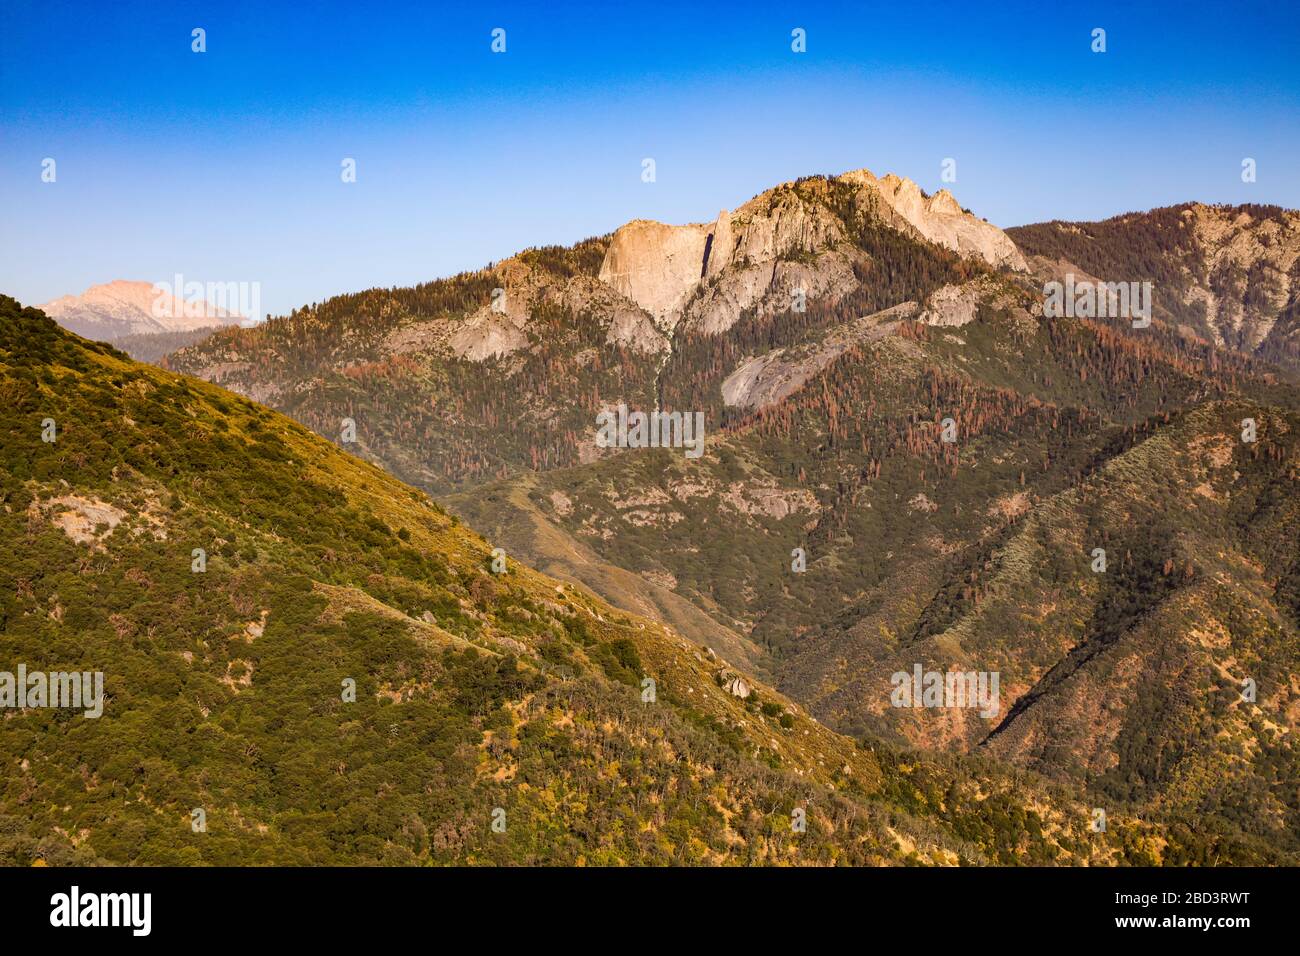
top-left (1008, 203), bottom-right (1300, 372)
top-left (2, 295), bottom-right (1201, 866)
top-left (448, 286), bottom-right (1300, 860)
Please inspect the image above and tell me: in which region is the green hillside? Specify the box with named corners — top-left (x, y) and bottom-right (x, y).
top-left (1, 294), bottom-right (1207, 866)
top-left (447, 286), bottom-right (1300, 861)
top-left (143, 185), bottom-right (1300, 865)
top-left (1008, 203), bottom-right (1300, 371)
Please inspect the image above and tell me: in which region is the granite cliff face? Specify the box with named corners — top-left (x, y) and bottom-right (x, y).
top-left (841, 170), bottom-right (1027, 272)
top-left (595, 169), bottom-right (1026, 338)
top-left (597, 219), bottom-right (713, 328)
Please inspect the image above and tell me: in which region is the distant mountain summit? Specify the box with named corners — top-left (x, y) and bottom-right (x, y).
top-left (40, 279), bottom-right (244, 342)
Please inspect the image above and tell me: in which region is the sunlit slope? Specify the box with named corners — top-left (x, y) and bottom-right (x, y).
top-left (446, 290), bottom-right (1300, 861)
top-left (1, 295), bottom-right (1179, 866)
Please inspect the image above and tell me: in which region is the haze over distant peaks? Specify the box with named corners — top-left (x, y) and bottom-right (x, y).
top-left (39, 279), bottom-right (245, 342)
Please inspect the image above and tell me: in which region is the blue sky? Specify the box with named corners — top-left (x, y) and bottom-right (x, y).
top-left (2, 0), bottom-right (1297, 318)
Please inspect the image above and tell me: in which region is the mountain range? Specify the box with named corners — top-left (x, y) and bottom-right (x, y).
top-left (2, 293), bottom-right (1189, 866)
top-left (8, 166), bottom-right (1299, 864)
top-left (40, 280), bottom-right (244, 364)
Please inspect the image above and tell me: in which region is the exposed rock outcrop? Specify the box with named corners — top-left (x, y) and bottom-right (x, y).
top-left (598, 189), bottom-right (856, 336)
top-left (384, 255), bottom-right (671, 364)
top-left (722, 673), bottom-right (752, 699)
top-left (1011, 202), bottom-right (1300, 365)
top-left (447, 307), bottom-right (530, 361)
top-left (917, 276), bottom-right (1021, 328)
top-left (721, 302), bottom-right (918, 410)
top-left (598, 219), bottom-right (713, 327)
top-left (838, 170), bottom-right (1028, 271)
top-left (41, 279), bottom-right (245, 340)
top-left (919, 282), bottom-right (983, 327)
top-left (595, 168), bottom-right (1026, 340)
top-left (1182, 203), bottom-right (1300, 353)
top-left (683, 249), bottom-right (862, 337)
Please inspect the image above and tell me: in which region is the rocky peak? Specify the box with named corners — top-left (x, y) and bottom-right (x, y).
top-left (40, 279), bottom-right (245, 340)
top-left (927, 189), bottom-right (964, 216)
top-left (837, 168), bottom-right (1027, 271)
top-left (596, 168), bottom-right (1027, 331)
top-left (599, 193), bottom-right (850, 336)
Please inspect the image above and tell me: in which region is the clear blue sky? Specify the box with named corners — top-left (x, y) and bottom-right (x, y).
top-left (2, 0), bottom-right (1297, 319)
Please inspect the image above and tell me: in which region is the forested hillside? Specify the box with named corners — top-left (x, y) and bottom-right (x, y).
top-left (1008, 203), bottom-right (1300, 370)
top-left (152, 177), bottom-right (1300, 865)
top-left (6, 295), bottom-right (1229, 866)
top-left (447, 274), bottom-right (1300, 861)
